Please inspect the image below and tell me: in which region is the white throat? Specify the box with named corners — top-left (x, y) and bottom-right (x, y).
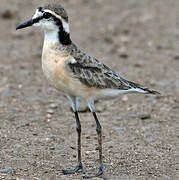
top-left (44, 28), bottom-right (59, 44)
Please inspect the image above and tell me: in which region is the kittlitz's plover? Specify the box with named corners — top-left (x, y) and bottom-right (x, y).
top-left (16, 2), bottom-right (159, 179)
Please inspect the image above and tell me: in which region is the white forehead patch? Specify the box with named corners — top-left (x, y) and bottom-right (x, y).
top-left (33, 8), bottom-right (43, 19)
top-left (43, 9), bottom-right (70, 33)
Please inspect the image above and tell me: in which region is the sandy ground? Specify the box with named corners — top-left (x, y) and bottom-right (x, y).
top-left (0, 0), bottom-right (178, 179)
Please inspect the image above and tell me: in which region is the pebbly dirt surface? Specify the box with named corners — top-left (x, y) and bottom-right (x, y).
top-left (0, 0), bottom-right (178, 179)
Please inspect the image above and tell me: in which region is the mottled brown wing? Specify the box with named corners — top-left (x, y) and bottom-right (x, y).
top-left (68, 57), bottom-right (130, 90)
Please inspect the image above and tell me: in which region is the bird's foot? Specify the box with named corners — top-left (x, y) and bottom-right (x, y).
top-left (62, 161), bottom-right (85, 175)
top-left (82, 164), bottom-right (106, 179)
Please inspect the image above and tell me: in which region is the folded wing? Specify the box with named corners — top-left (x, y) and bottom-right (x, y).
top-left (67, 45), bottom-right (159, 95)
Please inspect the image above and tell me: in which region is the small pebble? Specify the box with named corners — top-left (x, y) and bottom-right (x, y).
top-left (120, 53), bottom-right (129, 59)
top-left (48, 103), bottom-right (58, 109)
top-left (85, 136), bottom-right (91, 139)
top-left (70, 146), bottom-right (76, 150)
top-left (122, 95), bottom-right (128, 102)
top-left (0, 167), bottom-right (11, 173)
top-left (47, 109), bottom-right (55, 114)
top-left (85, 150), bottom-right (96, 155)
top-left (47, 114), bottom-right (52, 119)
top-left (174, 55), bottom-right (179, 60)
top-left (48, 135), bottom-right (56, 141)
top-left (155, 151), bottom-right (164, 156)
top-left (47, 119), bottom-right (51, 122)
top-left (112, 126), bottom-right (126, 131)
top-left (112, 116), bottom-right (121, 121)
top-left (42, 137), bottom-right (52, 143)
top-left (32, 133), bottom-right (38, 136)
top-left (95, 147), bottom-right (99, 150)
top-left (134, 63), bottom-right (143, 68)
top-left (139, 113), bottom-right (151, 120)
top-left (128, 114), bottom-right (138, 118)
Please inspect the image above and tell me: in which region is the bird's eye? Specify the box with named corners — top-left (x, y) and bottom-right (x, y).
top-left (43, 12), bottom-right (52, 19)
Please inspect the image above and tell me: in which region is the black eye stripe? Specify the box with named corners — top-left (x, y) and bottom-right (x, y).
top-left (33, 16), bottom-right (44, 23)
top-left (43, 12), bottom-right (52, 19)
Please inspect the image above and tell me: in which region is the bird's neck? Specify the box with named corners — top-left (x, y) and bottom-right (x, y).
top-left (44, 26), bottom-right (71, 46)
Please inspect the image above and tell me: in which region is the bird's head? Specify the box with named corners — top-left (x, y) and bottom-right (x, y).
top-left (16, 2), bottom-right (71, 45)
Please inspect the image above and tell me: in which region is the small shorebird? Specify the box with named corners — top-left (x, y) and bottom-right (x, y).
top-left (16, 2), bottom-right (159, 179)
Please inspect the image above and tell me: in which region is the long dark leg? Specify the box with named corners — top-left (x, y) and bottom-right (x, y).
top-left (83, 112), bottom-right (106, 179)
top-left (93, 112), bottom-right (103, 166)
top-left (62, 97), bottom-right (85, 175)
top-left (75, 111), bottom-right (82, 164)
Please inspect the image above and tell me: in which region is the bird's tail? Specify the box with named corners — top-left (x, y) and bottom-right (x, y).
top-left (126, 80), bottom-right (160, 95)
top-left (138, 87), bottom-right (160, 95)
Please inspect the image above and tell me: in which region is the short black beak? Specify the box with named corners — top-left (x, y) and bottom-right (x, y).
top-left (16, 19), bottom-right (34, 30)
